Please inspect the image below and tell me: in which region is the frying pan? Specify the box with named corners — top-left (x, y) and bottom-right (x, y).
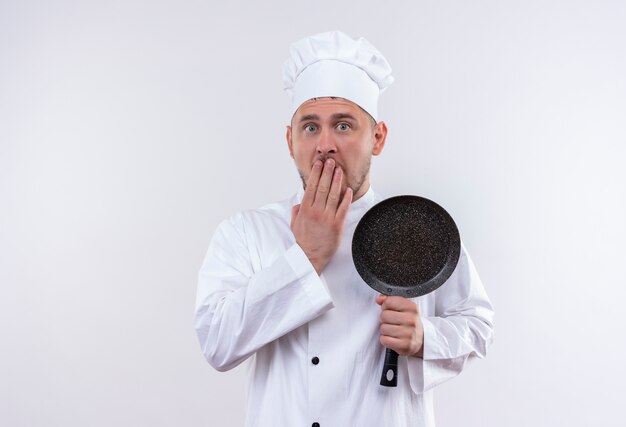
top-left (351, 195), bottom-right (461, 387)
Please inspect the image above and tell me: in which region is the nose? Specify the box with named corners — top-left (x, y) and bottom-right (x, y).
top-left (316, 128), bottom-right (337, 155)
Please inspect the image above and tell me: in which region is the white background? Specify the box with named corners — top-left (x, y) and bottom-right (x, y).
top-left (2, 1), bottom-right (625, 426)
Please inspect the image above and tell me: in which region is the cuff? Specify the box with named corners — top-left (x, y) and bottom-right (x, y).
top-left (406, 317), bottom-right (468, 394)
top-left (283, 242), bottom-right (334, 312)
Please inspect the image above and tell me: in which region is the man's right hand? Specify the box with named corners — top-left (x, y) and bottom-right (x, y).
top-left (290, 158), bottom-right (353, 275)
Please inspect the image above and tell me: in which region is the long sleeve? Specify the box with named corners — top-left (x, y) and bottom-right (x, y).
top-left (194, 213), bottom-right (334, 372)
top-left (195, 190), bottom-right (492, 426)
top-left (407, 243), bottom-right (495, 393)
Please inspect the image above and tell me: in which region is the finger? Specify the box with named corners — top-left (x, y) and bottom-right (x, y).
top-left (380, 336), bottom-right (410, 355)
top-left (375, 295), bottom-right (387, 306)
top-left (302, 160), bottom-right (323, 206)
top-left (380, 324), bottom-right (409, 339)
top-left (290, 204), bottom-right (300, 229)
top-left (325, 166), bottom-right (343, 212)
top-left (313, 158), bottom-right (335, 208)
top-left (335, 186), bottom-right (353, 220)
top-left (382, 296), bottom-right (418, 314)
top-left (380, 310), bottom-right (407, 326)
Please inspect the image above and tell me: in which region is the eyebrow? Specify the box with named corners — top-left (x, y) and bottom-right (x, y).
top-left (298, 113), bottom-right (357, 123)
top-left (298, 114), bottom-right (320, 123)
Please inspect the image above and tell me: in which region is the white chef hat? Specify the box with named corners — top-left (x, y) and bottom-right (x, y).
top-left (282, 30), bottom-right (394, 121)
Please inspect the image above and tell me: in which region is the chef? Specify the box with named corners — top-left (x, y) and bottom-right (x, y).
top-left (195, 31), bottom-right (494, 427)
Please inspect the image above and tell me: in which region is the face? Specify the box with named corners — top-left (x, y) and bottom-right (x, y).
top-left (286, 98), bottom-right (387, 201)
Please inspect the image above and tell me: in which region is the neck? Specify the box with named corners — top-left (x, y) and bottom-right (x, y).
top-left (351, 179), bottom-right (371, 202)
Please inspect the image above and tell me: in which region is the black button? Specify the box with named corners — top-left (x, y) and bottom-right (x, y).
top-left (312, 423), bottom-right (320, 427)
top-left (311, 357), bottom-right (319, 365)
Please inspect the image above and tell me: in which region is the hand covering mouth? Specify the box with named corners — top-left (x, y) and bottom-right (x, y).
top-left (315, 156), bottom-right (343, 171)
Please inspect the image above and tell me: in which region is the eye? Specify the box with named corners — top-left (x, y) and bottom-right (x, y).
top-left (336, 122), bottom-right (351, 131)
top-left (304, 124), bottom-right (317, 133)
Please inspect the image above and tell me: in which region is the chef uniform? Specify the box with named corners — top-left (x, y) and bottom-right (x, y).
top-left (195, 31), bottom-right (494, 427)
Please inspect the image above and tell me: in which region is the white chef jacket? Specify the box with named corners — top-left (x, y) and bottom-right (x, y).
top-left (195, 187), bottom-right (494, 427)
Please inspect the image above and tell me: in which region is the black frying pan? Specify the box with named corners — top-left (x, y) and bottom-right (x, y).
top-left (351, 195), bottom-right (461, 387)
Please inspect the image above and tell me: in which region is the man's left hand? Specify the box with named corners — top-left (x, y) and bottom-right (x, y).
top-left (376, 295), bottom-right (424, 357)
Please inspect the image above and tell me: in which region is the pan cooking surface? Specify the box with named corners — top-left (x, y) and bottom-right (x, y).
top-left (352, 196), bottom-right (461, 297)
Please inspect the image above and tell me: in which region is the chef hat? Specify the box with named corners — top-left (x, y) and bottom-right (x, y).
top-left (282, 30), bottom-right (394, 121)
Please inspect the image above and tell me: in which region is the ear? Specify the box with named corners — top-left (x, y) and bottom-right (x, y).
top-left (286, 125), bottom-right (294, 159)
top-left (371, 121), bottom-right (388, 156)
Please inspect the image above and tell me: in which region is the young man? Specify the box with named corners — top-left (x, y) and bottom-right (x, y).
top-left (195, 31), bottom-right (494, 427)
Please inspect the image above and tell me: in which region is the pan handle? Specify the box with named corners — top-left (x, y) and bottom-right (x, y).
top-left (380, 348), bottom-right (399, 387)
